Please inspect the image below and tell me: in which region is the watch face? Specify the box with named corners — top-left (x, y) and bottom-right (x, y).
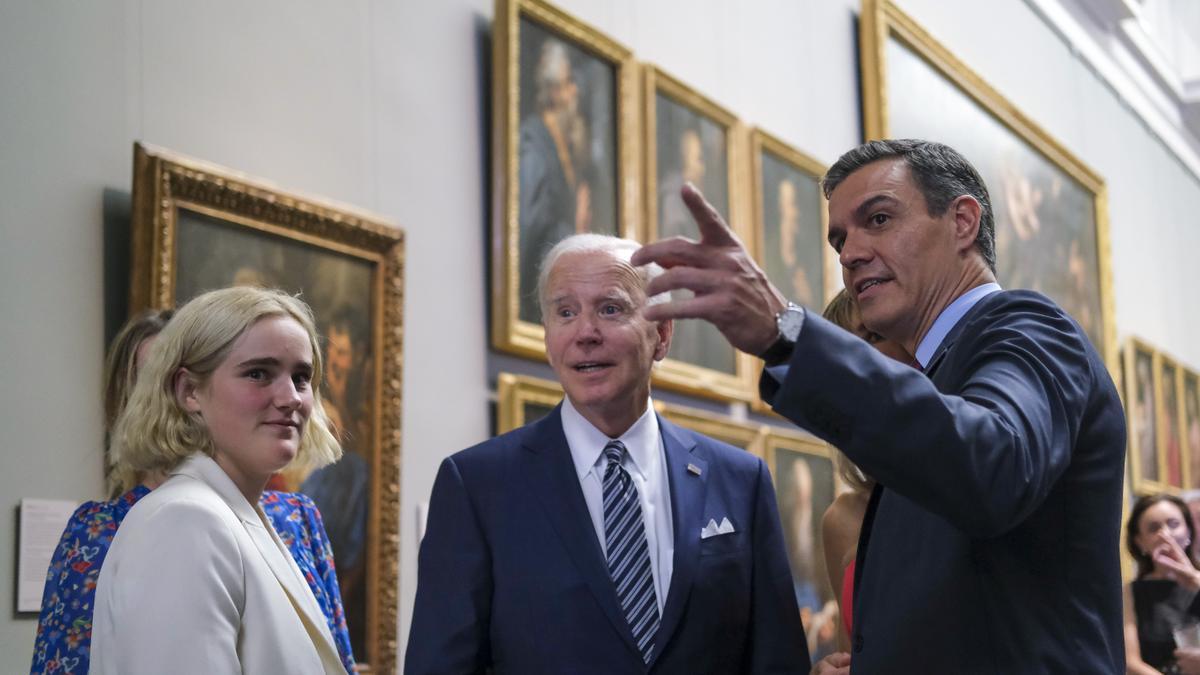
top-left (778, 306), bottom-right (805, 341)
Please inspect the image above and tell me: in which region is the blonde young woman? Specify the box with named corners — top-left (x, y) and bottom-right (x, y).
top-left (816, 290), bottom-right (915, 657)
top-left (91, 287), bottom-right (345, 674)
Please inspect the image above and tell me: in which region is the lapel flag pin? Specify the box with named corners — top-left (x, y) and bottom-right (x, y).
top-left (687, 463), bottom-right (702, 476)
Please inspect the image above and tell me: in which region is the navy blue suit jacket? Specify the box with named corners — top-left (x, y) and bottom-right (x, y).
top-left (763, 290), bottom-right (1126, 673)
top-left (405, 406), bottom-right (809, 674)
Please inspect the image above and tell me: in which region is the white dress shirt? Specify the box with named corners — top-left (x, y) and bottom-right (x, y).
top-left (561, 396), bottom-right (674, 613)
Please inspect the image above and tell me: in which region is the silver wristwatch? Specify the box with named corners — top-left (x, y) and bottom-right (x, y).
top-left (759, 302), bottom-right (805, 365)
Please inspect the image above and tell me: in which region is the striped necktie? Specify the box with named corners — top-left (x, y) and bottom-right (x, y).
top-left (602, 439), bottom-right (660, 664)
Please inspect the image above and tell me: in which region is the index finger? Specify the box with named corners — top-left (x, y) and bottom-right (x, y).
top-left (682, 182), bottom-right (740, 247)
top-left (633, 236), bottom-right (723, 271)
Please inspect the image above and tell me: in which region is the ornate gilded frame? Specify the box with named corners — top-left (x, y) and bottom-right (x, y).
top-left (748, 128), bottom-right (834, 310)
top-left (491, 0), bottom-right (641, 359)
top-left (1125, 337), bottom-right (1167, 496)
top-left (1183, 367), bottom-right (1200, 491)
top-left (496, 372), bottom-right (565, 433)
top-left (643, 64), bottom-right (755, 402)
top-left (129, 142), bottom-right (404, 674)
top-left (1158, 352), bottom-right (1186, 490)
top-left (859, 0), bottom-right (1118, 375)
top-left (654, 402), bottom-right (766, 456)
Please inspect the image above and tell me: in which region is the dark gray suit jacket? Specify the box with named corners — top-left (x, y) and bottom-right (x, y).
top-left (763, 290), bottom-right (1125, 673)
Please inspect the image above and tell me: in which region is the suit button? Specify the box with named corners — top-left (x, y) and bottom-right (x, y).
top-left (853, 635), bottom-right (863, 653)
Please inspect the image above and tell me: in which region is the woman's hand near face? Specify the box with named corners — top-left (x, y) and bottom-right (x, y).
top-left (1153, 530), bottom-right (1200, 592)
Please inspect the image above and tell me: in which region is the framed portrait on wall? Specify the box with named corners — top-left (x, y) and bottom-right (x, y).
top-left (1159, 356), bottom-right (1185, 490)
top-left (655, 402), bottom-right (765, 455)
top-left (763, 429), bottom-right (838, 661)
top-left (1125, 339), bottom-right (1163, 494)
top-left (492, 0), bottom-right (640, 359)
top-left (644, 65), bottom-right (754, 402)
top-left (496, 372), bottom-right (564, 434)
top-left (859, 0), bottom-right (1117, 373)
top-left (749, 129), bottom-right (831, 313)
top-left (1184, 369), bottom-right (1200, 490)
top-left (129, 143), bottom-right (404, 674)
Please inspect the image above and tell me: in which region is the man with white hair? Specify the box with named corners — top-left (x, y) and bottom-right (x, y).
top-left (407, 234), bottom-right (809, 674)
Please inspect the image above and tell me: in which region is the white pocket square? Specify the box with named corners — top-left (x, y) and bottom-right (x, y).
top-left (700, 517), bottom-right (736, 539)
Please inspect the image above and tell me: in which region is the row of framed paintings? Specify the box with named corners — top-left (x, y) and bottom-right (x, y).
top-left (490, 0), bottom-right (832, 403)
top-left (126, 143), bottom-right (403, 674)
top-left (1125, 338), bottom-right (1200, 496)
top-left (496, 373), bottom-right (843, 659)
top-left (860, 0), bottom-right (1117, 371)
top-left (492, 0), bottom-right (1119, 409)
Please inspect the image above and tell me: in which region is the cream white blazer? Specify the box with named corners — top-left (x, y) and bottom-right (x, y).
top-left (92, 454), bottom-right (345, 675)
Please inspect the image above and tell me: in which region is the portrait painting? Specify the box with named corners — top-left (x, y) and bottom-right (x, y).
top-left (130, 143), bottom-right (404, 673)
top-left (861, 0), bottom-right (1115, 369)
top-left (496, 372), bottom-right (564, 434)
top-left (1184, 370), bottom-right (1200, 489)
top-left (1125, 341), bottom-right (1161, 493)
top-left (765, 433), bottom-right (838, 661)
top-left (493, 0), bottom-right (639, 359)
top-left (643, 65), bottom-right (754, 402)
top-left (1159, 358), bottom-right (1183, 489)
top-left (751, 130), bottom-right (828, 311)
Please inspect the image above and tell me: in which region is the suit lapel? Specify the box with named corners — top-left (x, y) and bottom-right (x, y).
top-left (520, 406), bottom-right (643, 661)
top-left (174, 455), bottom-right (342, 670)
top-left (650, 416), bottom-right (706, 666)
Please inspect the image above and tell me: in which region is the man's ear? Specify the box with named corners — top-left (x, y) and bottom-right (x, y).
top-left (173, 367), bottom-right (202, 413)
top-left (653, 319), bottom-right (673, 362)
top-left (950, 195), bottom-right (983, 254)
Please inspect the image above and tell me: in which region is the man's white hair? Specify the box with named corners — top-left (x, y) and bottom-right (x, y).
top-left (536, 233), bottom-right (667, 318)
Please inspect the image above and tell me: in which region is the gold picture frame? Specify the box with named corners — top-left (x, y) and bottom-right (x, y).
top-left (496, 372), bottom-right (564, 434)
top-left (643, 64), bottom-right (755, 402)
top-left (1183, 367), bottom-right (1200, 491)
top-left (1125, 338), bottom-right (1165, 495)
top-left (654, 402), bottom-right (766, 456)
top-left (762, 427), bottom-right (838, 657)
top-left (859, 0), bottom-right (1118, 375)
top-left (491, 0), bottom-right (641, 359)
top-left (129, 142), bottom-right (404, 674)
top-left (1158, 353), bottom-right (1186, 490)
top-left (749, 128), bottom-right (834, 313)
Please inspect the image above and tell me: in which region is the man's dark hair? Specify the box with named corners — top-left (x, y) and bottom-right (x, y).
top-left (821, 139), bottom-right (996, 272)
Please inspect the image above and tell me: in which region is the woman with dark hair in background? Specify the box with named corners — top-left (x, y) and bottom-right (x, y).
top-left (1125, 493), bottom-right (1200, 674)
top-left (30, 305), bottom-right (357, 674)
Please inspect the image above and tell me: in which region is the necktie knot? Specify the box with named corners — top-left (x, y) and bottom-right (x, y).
top-left (603, 440), bottom-right (625, 468)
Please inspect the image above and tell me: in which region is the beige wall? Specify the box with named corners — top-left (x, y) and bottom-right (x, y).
top-left (2, 0), bottom-right (1197, 671)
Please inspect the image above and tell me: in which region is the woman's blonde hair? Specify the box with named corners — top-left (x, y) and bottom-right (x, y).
top-left (822, 288), bottom-right (876, 493)
top-left (109, 287), bottom-right (341, 480)
top-left (104, 309), bottom-right (174, 498)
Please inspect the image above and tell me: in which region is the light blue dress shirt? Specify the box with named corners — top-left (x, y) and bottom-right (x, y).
top-left (913, 282), bottom-right (1002, 368)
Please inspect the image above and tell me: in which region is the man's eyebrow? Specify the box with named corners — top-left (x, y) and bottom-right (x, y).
top-left (853, 194), bottom-right (900, 222)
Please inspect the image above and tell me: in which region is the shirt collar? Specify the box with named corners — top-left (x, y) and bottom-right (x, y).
top-left (561, 395), bottom-right (659, 482)
top-left (914, 282), bottom-right (1002, 368)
